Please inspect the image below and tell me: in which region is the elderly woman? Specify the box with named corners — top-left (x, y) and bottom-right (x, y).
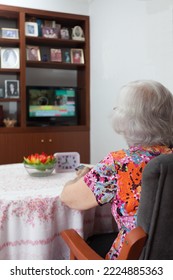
top-left (60, 80), bottom-right (173, 260)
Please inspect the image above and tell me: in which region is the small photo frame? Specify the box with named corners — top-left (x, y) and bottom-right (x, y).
top-left (50, 49), bottom-right (62, 62)
top-left (1, 48), bottom-right (20, 69)
top-left (62, 49), bottom-right (71, 63)
top-left (72, 26), bottom-right (85, 41)
top-left (60, 27), bottom-right (70, 40)
top-left (71, 48), bottom-right (84, 64)
top-left (1, 28), bottom-right (19, 39)
top-left (4, 80), bottom-right (19, 98)
top-left (0, 87), bottom-right (4, 98)
top-left (42, 26), bottom-right (58, 38)
top-left (25, 22), bottom-right (38, 37)
top-left (44, 20), bottom-right (54, 27)
top-left (55, 24), bottom-right (61, 38)
top-left (26, 46), bottom-right (41, 61)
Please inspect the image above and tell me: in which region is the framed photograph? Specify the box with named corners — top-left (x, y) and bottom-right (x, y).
top-left (44, 20), bottom-right (54, 27)
top-left (0, 104), bottom-right (3, 126)
top-left (26, 46), bottom-right (41, 61)
top-left (0, 88), bottom-right (4, 98)
top-left (62, 48), bottom-right (71, 63)
top-left (42, 26), bottom-right (58, 38)
top-left (55, 24), bottom-right (61, 38)
top-left (60, 27), bottom-right (70, 40)
top-left (71, 48), bottom-right (84, 64)
top-left (50, 49), bottom-right (62, 62)
top-left (72, 26), bottom-right (85, 41)
top-left (1, 28), bottom-right (19, 39)
top-left (25, 22), bottom-right (38, 37)
top-left (1, 48), bottom-right (20, 69)
top-left (4, 80), bottom-right (19, 98)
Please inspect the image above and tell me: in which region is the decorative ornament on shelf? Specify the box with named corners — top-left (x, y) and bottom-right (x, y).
top-left (71, 26), bottom-right (85, 41)
top-left (23, 152), bottom-right (57, 177)
top-left (3, 118), bottom-right (17, 127)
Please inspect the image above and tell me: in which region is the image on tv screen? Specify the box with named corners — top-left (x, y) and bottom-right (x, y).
top-left (28, 88), bottom-right (76, 118)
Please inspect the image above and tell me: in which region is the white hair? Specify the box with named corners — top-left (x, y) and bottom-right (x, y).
top-left (111, 80), bottom-right (173, 147)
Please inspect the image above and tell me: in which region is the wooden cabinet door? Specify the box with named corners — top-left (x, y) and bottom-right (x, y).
top-left (43, 131), bottom-right (90, 163)
top-left (0, 133), bottom-right (28, 164)
top-left (0, 131), bottom-right (90, 164)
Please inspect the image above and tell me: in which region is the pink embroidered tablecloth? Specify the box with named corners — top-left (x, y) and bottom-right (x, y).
top-left (0, 163), bottom-right (113, 260)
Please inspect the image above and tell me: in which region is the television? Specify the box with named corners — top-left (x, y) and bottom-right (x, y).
top-left (26, 86), bottom-right (78, 126)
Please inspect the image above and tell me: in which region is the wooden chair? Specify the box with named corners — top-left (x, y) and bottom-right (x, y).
top-left (60, 226), bottom-right (147, 260)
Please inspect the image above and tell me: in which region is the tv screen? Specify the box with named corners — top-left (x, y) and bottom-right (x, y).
top-left (26, 86), bottom-right (78, 126)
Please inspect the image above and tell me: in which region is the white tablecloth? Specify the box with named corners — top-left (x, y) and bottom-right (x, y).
top-left (0, 164), bottom-right (113, 260)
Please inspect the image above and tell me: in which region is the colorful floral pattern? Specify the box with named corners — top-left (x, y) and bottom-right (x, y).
top-left (84, 145), bottom-right (173, 259)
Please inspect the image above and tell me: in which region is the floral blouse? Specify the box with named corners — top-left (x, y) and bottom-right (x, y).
top-left (84, 145), bottom-right (173, 260)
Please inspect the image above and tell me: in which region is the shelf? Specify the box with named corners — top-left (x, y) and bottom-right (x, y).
top-left (0, 98), bottom-right (20, 102)
top-left (0, 69), bottom-right (20, 73)
top-left (26, 60), bottom-right (85, 69)
top-left (26, 37), bottom-right (85, 48)
top-left (0, 38), bottom-right (20, 46)
top-left (0, 10), bottom-right (19, 19)
top-left (0, 125), bottom-right (89, 133)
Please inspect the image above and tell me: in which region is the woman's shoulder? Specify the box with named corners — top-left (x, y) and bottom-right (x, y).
top-left (110, 146), bottom-right (143, 157)
top-left (101, 145), bottom-right (167, 168)
top-left (109, 146), bottom-right (153, 164)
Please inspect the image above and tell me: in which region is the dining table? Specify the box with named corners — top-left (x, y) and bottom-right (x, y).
top-left (0, 163), bottom-right (114, 260)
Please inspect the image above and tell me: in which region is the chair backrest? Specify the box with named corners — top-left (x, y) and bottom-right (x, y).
top-left (137, 153), bottom-right (173, 259)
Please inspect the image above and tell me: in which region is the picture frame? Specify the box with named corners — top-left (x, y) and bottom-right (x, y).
top-left (1, 28), bottom-right (19, 39)
top-left (26, 46), bottom-right (41, 61)
top-left (0, 87), bottom-right (4, 98)
top-left (60, 27), bottom-right (70, 40)
top-left (1, 48), bottom-right (20, 69)
top-left (0, 104), bottom-right (3, 126)
top-left (25, 22), bottom-right (38, 37)
top-left (71, 48), bottom-right (84, 64)
top-left (44, 20), bottom-right (54, 27)
top-left (72, 26), bottom-right (85, 41)
top-left (55, 24), bottom-right (61, 38)
top-left (62, 48), bottom-right (71, 63)
top-left (42, 26), bottom-right (58, 38)
top-left (4, 80), bottom-right (20, 98)
top-left (50, 48), bottom-right (62, 62)
top-left (43, 21), bottom-right (61, 36)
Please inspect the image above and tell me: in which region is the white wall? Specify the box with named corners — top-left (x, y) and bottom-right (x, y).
top-left (0, 0), bottom-right (89, 14)
top-left (89, 0), bottom-right (173, 163)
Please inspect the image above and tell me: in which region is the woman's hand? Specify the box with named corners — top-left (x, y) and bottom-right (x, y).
top-left (76, 166), bottom-right (91, 177)
top-left (60, 166), bottom-right (98, 210)
top-left (64, 166), bottom-right (91, 187)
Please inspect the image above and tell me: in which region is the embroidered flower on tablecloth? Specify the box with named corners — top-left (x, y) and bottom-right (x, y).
top-left (0, 196), bottom-right (58, 229)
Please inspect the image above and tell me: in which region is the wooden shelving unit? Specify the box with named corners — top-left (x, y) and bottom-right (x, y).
top-left (0, 4), bottom-right (90, 164)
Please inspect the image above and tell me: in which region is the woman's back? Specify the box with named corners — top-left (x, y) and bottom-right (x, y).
top-left (84, 145), bottom-right (173, 259)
